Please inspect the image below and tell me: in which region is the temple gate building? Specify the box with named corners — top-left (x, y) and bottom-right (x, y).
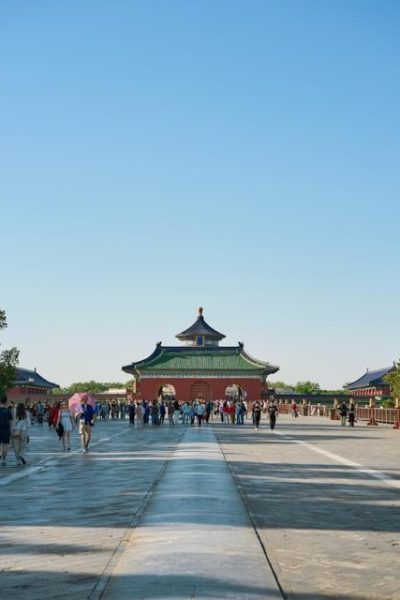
top-left (122, 308), bottom-right (279, 402)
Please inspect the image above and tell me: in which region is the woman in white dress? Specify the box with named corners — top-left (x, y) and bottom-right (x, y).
top-left (56, 401), bottom-right (75, 451)
top-left (12, 403), bottom-right (31, 465)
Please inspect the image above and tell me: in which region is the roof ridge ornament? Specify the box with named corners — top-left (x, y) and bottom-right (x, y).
top-left (198, 307), bottom-right (203, 316)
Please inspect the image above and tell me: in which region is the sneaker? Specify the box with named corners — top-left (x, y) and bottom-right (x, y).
top-left (20, 457), bottom-right (26, 465)
top-left (67, 448), bottom-right (71, 452)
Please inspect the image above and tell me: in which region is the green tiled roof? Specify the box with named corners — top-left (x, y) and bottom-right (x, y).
top-left (123, 346), bottom-right (278, 376)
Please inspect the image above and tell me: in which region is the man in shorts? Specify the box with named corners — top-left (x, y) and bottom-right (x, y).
top-left (76, 396), bottom-right (95, 453)
top-left (0, 396), bottom-right (13, 466)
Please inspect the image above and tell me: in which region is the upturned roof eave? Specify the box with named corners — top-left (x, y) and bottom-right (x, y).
top-left (15, 368), bottom-right (59, 389)
top-left (176, 315), bottom-right (225, 341)
top-left (345, 366), bottom-right (395, 389)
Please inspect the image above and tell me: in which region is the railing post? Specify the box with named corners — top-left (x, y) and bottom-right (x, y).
top-left (393, 407), bottom-right (400, 429)
top-left (367, 398), bottom-right (378, 426)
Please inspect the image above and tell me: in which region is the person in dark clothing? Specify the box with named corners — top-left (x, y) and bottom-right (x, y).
top-left (268, 403), bottom-right (278, 430)
top-left (76, 398), bottom-right (95, 453)
top-left (0, 396), bottom-right (13, 466)
top-left (339, 402), bottom-right (348, 426)
top-left (159, 401), bottom-right (166, 425)
top-left (348, 402), bottom-right (356, 427)
top-left (128, 402), bottom-right (136, 427)
top-left (252, 401), bottom-right (262, 430)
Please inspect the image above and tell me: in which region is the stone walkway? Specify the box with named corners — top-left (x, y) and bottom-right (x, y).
top-left (0, 415), bottom-right (399, 599)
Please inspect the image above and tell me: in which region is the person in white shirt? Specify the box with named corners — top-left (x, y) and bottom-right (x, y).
top-left (195, 401), bottom-right (205, 427)
top-left (12, 403), bottom-right (31, 465)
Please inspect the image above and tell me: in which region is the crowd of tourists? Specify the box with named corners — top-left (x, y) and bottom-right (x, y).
top-left (0, 394), bottom-right (286, 467)
top-left (122, 397), bottom-right (281, 432)
top-left (0, 394), bottom-right (98, 466)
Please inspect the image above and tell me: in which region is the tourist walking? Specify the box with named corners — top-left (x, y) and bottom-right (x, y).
top-left (195, 401), bottom-right (205, 426)
top-left (291, 401), bottom-right (298, 418)
top-left (48, 402), bottom-right (60, 429)
top-left (205, 400), bottom-right (213, 423)
top-left (151, 401), bottom-right (160, 426)
top-left (189, 403), bottom-right (196, 426)
top-left (252, 401), bottom-right (262, 430)
top-left (37, 400), bottom-right (45, 425)
top-left (135, 401), bottom-right (144, 427)
top-left (76, 397), bottom-right (95, 453)
top-left (339, 401), bottom-right (348, 426)
top-left (268, 402), bottom-right (278, 430)
top-left (159, 401), bottom-right (166, 425)
top-left (0, 396), bottom-right (13, 466)
top-left (167, 402), bottom-right (175, 427)
top-left (348, 401), bottom-right (356, 427)
top-left (128, 402), bottom-right (136, 427)
top-left (56, 401), bottom-right (75, 451)
top-left (11, 403), bottom-right (31, 465)
top-left (143, 400), bottom-right (150, 425)
top-left (182, 402), bottom-right (190, 424)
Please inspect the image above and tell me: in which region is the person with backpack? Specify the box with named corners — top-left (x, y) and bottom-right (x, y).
top-left (0, 396), bottom-right (13, 466)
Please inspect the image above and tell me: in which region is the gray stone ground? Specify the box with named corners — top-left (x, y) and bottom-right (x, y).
top-left (0, 415), bottom-right (399, 599)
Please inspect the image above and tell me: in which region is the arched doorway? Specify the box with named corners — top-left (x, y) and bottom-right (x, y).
top-left (224, 384), bottom-right (246, 401)
top-left (190, 381), bottom-right (211, 403)
top-left (157, 384), bottom-right (176, 401)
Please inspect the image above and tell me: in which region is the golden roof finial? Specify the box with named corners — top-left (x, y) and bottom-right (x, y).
top-left (198, 306), bottom-right (204, 316)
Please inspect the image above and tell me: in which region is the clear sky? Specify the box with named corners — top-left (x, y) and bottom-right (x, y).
top-left (1, 1), bottom-right (399, 389)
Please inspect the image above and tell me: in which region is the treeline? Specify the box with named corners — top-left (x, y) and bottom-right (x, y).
top-left (54, 380), bottom-right (134, 394)
top-left (0, 309), bottom-right (19, 396)
top-left (269, 380), bottom-right (345, 395)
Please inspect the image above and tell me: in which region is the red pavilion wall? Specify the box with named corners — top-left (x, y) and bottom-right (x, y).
top-left (138, 377), bottom-right (263, 402)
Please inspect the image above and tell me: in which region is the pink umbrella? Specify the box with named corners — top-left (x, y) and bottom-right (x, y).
top-left (68, 392), bottom-right (97, 415)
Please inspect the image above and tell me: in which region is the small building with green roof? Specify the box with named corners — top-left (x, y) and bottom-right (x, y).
top-left (122, 308), bottom-right (279, 402)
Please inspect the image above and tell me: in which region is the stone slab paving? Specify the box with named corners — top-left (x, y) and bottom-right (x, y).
top-left (0, 421), bottom-right (185, 600)
top-left (100, 426), bottom-right (282, 600)
top-left (1, 415), bottom-right (400, 599)
top-left (214, 414), bottom-right (400, 600)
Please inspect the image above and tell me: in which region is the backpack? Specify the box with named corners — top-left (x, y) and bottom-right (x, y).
top-left (0, 407), bottom-right (11, 428)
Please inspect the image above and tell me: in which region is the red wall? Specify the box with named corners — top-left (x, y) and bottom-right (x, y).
top-left (138, 377), bottom-right (263, 402)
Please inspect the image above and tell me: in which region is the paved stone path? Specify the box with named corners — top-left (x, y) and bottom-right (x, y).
top-left (215, 415), bottom-right (400, 600)
top-left (0, 415), bottom-right (399, 599)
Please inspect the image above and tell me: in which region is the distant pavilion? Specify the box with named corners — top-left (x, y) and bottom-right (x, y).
top-left (8, 367), bottom-right (59, 398)
top-left (122, 308), bottom-right (279, 402)
top-left (345, 365), bottom-right (395, 398)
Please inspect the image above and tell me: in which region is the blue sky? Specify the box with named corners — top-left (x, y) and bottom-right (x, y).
top-left (1, 1), bottom-right (399, 388)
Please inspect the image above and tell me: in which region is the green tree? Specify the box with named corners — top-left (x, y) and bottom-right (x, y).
top-left (55, 380), bottom-right (132, 394)
top-left (268, 381), bottom-right (295, 391)
top-left (385, 361), bottom-right (400, 401)
top-left (295, 381), bottom-right (320, 394)
top-left (0, 309), bottom-right (20, 396)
